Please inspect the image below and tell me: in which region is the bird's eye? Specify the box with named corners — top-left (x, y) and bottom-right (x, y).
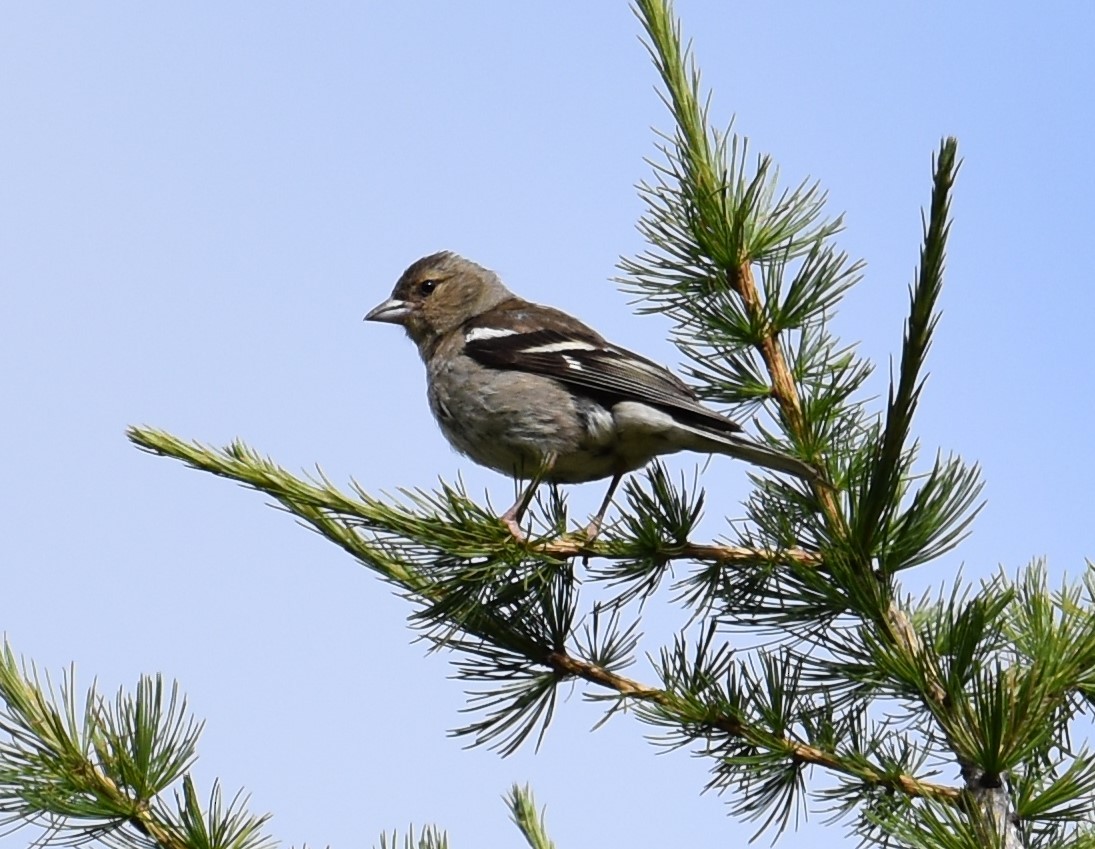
top-left (417, 279), bottom-right (439, 297)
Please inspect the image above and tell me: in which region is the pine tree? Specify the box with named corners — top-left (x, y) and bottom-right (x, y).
top-left (3, 2), bottom-right (1093, 847)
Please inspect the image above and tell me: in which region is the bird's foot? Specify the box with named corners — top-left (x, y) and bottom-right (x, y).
top-left (500, 511), bottom-right (530, 542)
top-left (580, 516), bottom-right (605, 542)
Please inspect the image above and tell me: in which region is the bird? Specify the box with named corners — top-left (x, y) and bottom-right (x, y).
top-left (365, 251), bottom-right (822, 539)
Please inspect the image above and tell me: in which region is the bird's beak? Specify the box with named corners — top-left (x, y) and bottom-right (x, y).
top-left (364, 297), bottom-right (411, 324)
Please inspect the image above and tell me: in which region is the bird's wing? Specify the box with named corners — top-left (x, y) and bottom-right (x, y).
top-left (462, 303), bottom-right (743, 435)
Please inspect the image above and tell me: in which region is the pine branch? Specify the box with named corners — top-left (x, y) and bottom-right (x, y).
top-left (854, 138), bottom-right (961, 562)
top-left (542, 536), bottom-right (820, 568)
top-left (631, 0), bottom-right (920, 629)
top-left (125, 427), bottom-right (820, 577)
top-left (376, 825), bottom-right (449, 849)
top-left (627, 2), bottom-right (1014, 842)
top-left (542, 648), bottom-right (959, 805)
top-left (0, 643), bottom-right (272, 849)
top-left (507, 784), bottom-right (556, 849)
top-left (125, 428), bottom-right (964, 809)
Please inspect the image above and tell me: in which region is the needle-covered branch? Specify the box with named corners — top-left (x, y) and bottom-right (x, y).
top-left (0, 642), bottom-right (272, 849)
top-left (0, 645), bottom-right (578, 849)
top-left (124, 427), bottom-right (968, 813)
top-left (126, 427), bottom-right (820, 582)
top-left (543, 648), bottom-right (961, 807)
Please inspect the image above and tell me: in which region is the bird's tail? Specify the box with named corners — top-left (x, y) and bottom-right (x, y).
top-left (692, 429), bottom-right (825, 484)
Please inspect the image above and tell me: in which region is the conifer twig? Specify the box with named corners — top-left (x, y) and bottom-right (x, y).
top-left (540, 537), bottom-right (821, 568)
top-left (543, 649), bottom-right (960, 804)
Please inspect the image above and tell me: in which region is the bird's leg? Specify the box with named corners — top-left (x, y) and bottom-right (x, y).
top-left (500, 484), bottom-right (537, 540)
top-left (583, 472), bottom-right (623, 540)
top-left (500, 453), bottom-right (557, 540)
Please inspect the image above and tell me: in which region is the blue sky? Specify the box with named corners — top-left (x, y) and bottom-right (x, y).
top-left (2, 2), bottom-right (1093, 846)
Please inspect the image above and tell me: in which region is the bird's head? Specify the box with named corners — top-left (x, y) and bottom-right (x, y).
top-left (365, 251), bottom-right (512, 352)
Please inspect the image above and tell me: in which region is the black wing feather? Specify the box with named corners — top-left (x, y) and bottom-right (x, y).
top-left (465, 326), bottom-right (743, 435)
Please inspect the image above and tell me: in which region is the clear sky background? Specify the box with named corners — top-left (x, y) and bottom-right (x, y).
top-left (2, 2), bottom-right (1093, 847)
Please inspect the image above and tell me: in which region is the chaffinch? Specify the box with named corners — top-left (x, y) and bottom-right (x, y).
top-left (366, 251), bottom-right (821, 538)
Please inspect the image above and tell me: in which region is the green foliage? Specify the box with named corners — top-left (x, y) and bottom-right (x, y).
top-left (0, 643), bottom-right (272, 849)
top-left (376, 825), bottom-right (449, 849)
top-left (1, 0), bottom-right (1090, 847)
top-left (506, 784), bottom-right (556, 849)
top-left (113, 0), bottom-right (1091, 842)
top-left (0, 642), bottom-right (560, 847)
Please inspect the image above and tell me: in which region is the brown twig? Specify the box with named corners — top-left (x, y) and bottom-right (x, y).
top-left (539, 537), bottom-right (822, 568)
top-left (728, 263), bottom-right (846, 529)
top-left (544, 649), bottom-right (960, 804)
top-left (729, 261), bottom-right (946, 706)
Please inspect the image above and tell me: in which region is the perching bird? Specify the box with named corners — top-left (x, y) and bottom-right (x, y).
top-left (366, 252), bottom-right (821, 538)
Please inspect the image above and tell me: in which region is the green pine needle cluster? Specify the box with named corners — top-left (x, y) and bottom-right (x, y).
top-left (0, 645), bottom-right (273, 849)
